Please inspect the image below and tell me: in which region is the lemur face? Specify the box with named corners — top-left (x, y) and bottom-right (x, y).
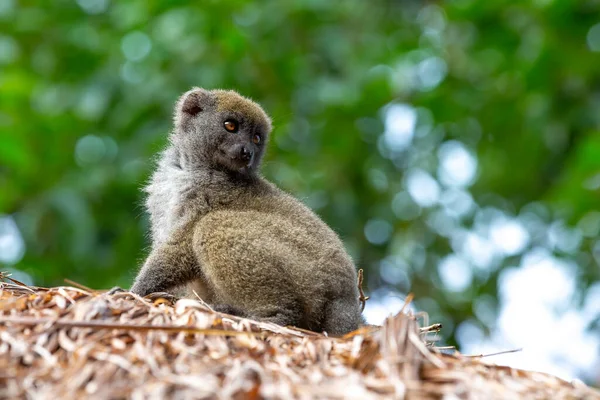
top-left (172, 88), bottom-right (271, 175)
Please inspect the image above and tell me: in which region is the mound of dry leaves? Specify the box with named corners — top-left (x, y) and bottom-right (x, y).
top-left (0, 274), bottom-right (598, 399)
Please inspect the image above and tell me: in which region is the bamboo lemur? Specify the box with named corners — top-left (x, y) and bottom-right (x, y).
top-left (130, 87), bottom-right (362, 335)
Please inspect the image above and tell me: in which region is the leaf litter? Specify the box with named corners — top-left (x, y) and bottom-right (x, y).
top-left (0, 273), bottom-right (598, 399)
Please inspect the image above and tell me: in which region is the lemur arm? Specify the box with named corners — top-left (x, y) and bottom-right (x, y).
top-left (131, 236), bottom-right (200, 296)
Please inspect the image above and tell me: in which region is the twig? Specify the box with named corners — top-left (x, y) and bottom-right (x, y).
top-left (0, 316), bottom-right (267, 337)
top-left (341, 325), bottom-right (380, 340)
top-left (357, 269), bottom-right (370, 312)
top-left (64, 278), bottom-right (96, 293)
top-left (191, 289), bottom-right (216, 313)
top-left (419, 323), bottom-right (443, 333)
top-left (2, 273), bottom-right (30, 288)
top-left (408, 330), bottom-right (446, 368)
top-left (400, 293), bottom-right (414, 314)
top-left (463, 348), bottom-right (523, 358)
top-left (285, 325), bottom-right (326, 337)
top-left (0, 281), bottom-right (36, 293)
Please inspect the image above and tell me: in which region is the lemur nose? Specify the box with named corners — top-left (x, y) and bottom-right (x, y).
top-left (240, 146), bottom-right (253, 162)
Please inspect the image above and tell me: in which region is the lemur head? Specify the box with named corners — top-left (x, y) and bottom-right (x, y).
top-left (171, 87), bottom-right (272, 175)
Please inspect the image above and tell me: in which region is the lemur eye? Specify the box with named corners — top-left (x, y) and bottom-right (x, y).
top-left (224, 120), bottom-right (238, 133)
top-left (252, 134), bottom-right (261, 144)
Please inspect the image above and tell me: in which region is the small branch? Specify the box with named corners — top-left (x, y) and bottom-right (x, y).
top-left (432, 346), bottom-right (455, 351)
top-left (419, 323), bottom-right (443, 333)
top-left (400, 293), bottom-right (414, 314)
top-left (285, 326), bottom-right (326, 337)
top-left (0, 272), bottom-right (36, 293)
top-left (408, 330), bottom-right (446, 368)
top-left (357, 269), bottom-right (370, 312)
top-left (2, 273), bottom-right (30, 288)
top-left (0, 316), bottom-right (266, 337)
top-left (191, 290), bottom-right (216, 313)
top-left (463, 348), bottom-right (523, 358)
top-left (64, 279), bottom-right (95, 293)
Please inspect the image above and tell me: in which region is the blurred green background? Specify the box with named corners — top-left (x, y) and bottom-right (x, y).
top-left (1, 0), bottom-right (599, 384)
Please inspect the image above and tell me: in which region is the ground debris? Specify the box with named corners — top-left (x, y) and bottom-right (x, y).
top-left (0, 278), bottom-right (598, 399)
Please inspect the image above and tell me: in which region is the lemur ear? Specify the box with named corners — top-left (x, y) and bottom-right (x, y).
top-left (180, 88), bottom-right (210, 115)
top-left (174, 88), bottom-right (213, 132)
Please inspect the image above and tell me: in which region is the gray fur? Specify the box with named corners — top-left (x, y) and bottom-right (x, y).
top-left (131, 87), bottom-right (362, 335)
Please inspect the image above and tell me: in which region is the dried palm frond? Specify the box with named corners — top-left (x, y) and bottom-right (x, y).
top-left (0, 278), bottom-right (598, 399)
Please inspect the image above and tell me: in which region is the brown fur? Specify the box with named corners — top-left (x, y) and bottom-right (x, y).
top-left (130, 88), bottom-right (362, 335)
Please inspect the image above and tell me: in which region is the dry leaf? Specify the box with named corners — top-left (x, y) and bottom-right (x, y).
top-left (0, 280), bottom-right (598, 399)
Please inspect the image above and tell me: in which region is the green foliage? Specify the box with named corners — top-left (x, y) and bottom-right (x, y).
top-left (1, 0), bottom-right (600, 372)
